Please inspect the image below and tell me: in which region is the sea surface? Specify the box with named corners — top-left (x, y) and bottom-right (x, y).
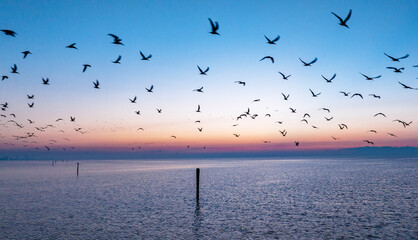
top-left (0, 158), bottom-right (417, 239)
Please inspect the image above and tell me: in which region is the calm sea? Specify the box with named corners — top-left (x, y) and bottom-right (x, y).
top-left (0, 158), bottom-right (417, 239)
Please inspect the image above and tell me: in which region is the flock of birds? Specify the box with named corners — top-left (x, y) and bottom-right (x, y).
top-left (0, 9), bottom-right (417, 153)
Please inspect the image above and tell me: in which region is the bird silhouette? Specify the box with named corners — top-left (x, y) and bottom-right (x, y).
top-left (233, 134), bottom-right (240, 137)
top-left (398, 81), bottom-right (416, 90)
top-left (234, 81), bottom-right (246, 86)
top-left (196, 105), bottom-right (201, 113)
top-left (368, 130), bottom-right (377, 133)
top-left (66, 43), bottom-right (78, 49)
top-left (303, 113), bottom-right (311, 118)
top-left (279, 130), bottom-right (287, 136)
top-left (387, 133), bottom-right (397, 137)
top-left (359, 72), bottom-right (381, 80)
top-left (27, 95), bottom-right (34, 99)
top-left (260, 56), bottom-right (274, 63)
top-left (208, 18), bottom-right (219, 35)
top-left (369, 94), bottom-right (381, 99)
top-left (278, 72), bottom-right (291, 80)
top-left (325, 117), bottom-right (333, 121)
top-left (22, 51), bottom-right (31, 59)
top-left (108, 34), bottom-right (124, 45)
top-left (193, 87), bottom-right (204, 93)
top-left (384, 53), bottom-right (409, 62)
top-left (1, 29), bottom-right (17, 37)
top-left (295, 141), bottom-right (300, 146)
top-left (264, 34), bottom-right (280, 44)
top-left (331, 9), bottom-right (352, 28)
top-left (282, 93), bottom-right (290, 100)
top-left (145, 85), bottom-right (153, 92)
top-left (386, 67), bottom-right (404, 73)
top-left (301, 119), bottom-right (308, 124)
top-left (197, 66), bottom-right (209, 75)
top-left (42, 78), bottom-right (49, 85)
top-left (1, 76), bottom-right (8, 81)
top-left (28, 102), bottom-right (34, 108)
top-left (129, 96), bottom-right (137, 103)
top-left (299, 57), bottom-right (317, 66)
top-left (157, 109), bottom-right (162, 113)
top-left (112, 55), bottom-right (121, 64)
top-left (351, 93), bottom-right (363, 99)
top-left (319, 108), bottom-right (330, 113)
top-left (309, 89), bottom-right (321, 97)
top-left (338, 124), bottom-right (348, 130)
top-left (198, 127), bottom-right (203, 132)
top-left (93, 80), bottom-right (100, 89)
top-left (289, 108), bottom-right (296, 113)
top-left (374, 112), bottom-right (386, 117)
top-left (339, 91), bottom-right (351, 96)
top-left (135, 111), bottom-right (141, 115)
top-left (140, 51), bottom-right (152, 60)
top-left (252, 99), bottom-right (260, 102)
top-left (11, 64), bottom-right (19, 74)
top-left (82, 64), bottom-right (91, 72)
top-left (70, 116), bottom-right (75, 122)
top-left (363, 140), bottom-right (374, 145)
top-left (322, 73), bottom-right (336, 83)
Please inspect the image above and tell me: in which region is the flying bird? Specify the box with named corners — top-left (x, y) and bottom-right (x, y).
top-left (278, 72), bottom-right (291, 80)
top-left (369, 94), bottom-right (381, 99)
top-left (233, 134), bottom-right (240, 137)
top-left (93, 80), bottom-right (100, 89)
top-left (22, 51), bottom-right (31, 59)
top-left (11, 64), bottom-right (18, 74)
top-left (360, 72), bottom-right (381, 80)
top-left (196, 105), bottom-right (201, 113)
top-left (384, 53), bottom-right (409, 62)
top-left (157, 109), bottom-right (162, 113)
top-left (398, 81), bottom-right (416, 90)
top-left (339, 91), bottom-right (351, 96)
top-left (299, 57), bottom-right (317, 66)
top-left (70, 116), bottom-right (75, 122)
top-left (112, 55), bottom-right (121, 64)
top-left (208, 18), bottom-right (219, 35)
top-left (27, 95), bottom-right (34, 99)
top-left (363, 140), bottom-right (374, 145)
top-left (295, 141), bottom-right (300, 146)
top-left (28, 102), bottom-right (34, 108)
top-left (387, 133), bottom-right (398, 137)
top-left (368, 130), bottom-right (377, 133)
top-left (331, 9), bottom-right (352, 28)
top-left (108, 34), bottom-right (124, 45)
top-left (1, 76), bottom-right (8, 81)
top-left (319, 108), bottom-right (330, 113)
top-left (197, 66), bottom-right (209, 75)
top-left (1, 29), bottom-right (17, 37)
top-left (193, 87), bottom-right (204, 93)
top-left (282, 93), bottom-right (290, 100)
top-left (264, 34), bottom-right (280, 44)
top-left (260, 56), bottom-right (274, 63)
top-left (66, 43), bottom-right (78, 49)
top-left (82, 64), bottom-right (91, 72)
top-left (135, 111), bottom-right (141, 115)
top-left (140, 51), bottom-right (152, 60)
top-left (374, 112), bottom-right (386, 117)
top-left (289, 108), bottom-right (296, 113)
top-left (386, 67), bottom-right (404, 73)
top-left (129, 96), bottom-right (137, 103)
top-left (234, 81), bottom-right (246, 86)
top-left (309, 89), bottom-right (321, 97)
top-left (351, 93), bottom-right (363, 99)
top-left (145, 85), bottom-right (154, 93)
top-left (322, 73), bottom-right (336, 83)
top-left (303, 113), bottom-right (311, 118)
top-left (325, 117), bottom-right (334, 121)
top-left (42, 78), bottom-right (49, 85)
top-left (198, 128), bottom-right (203, 132)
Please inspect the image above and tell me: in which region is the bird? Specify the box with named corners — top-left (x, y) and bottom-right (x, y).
top-left (369, 94), bottom-right (381, 99)
top-left (398, 81), bottom-right (416, 90)
top-left (303, 113), bottom-right (311, 118)
top-left (45, 146), bottom-right (50, 151)
top-left (322, 73), bottom-right (336, 83)
top-left (108, 34), bottom-right (124, 45)
top-left (208, 18), bottom-right (219, 35)
top-left (351, 93), bottom-right (363, 99)
top-left (363, 140), bottom-right (374, 145)
top-left (28, 102), bottom-right (34, 108)
top-left (171, 135), bottom-right (177, 139)
top-left (384, 53), bottom-right (409, 62)
top-left (312, 125), bottom-right (319, 129)
top-left (129, 96), bottom-right (137, 103)
top-left (112, 55), bottom-right (121, 64)
top-left (360, 72), bottom-right (381, 80)
top-left (252, 99), bottom-right (260, 102)
top-left (279, 130), bottom-right (287, 136)
top-left (325, 117), bottom-right (333, 121)
top-left (140, 51), bottom-right (152, 60)
top-left (234, 81), bottom-right (246, 86)
top-left (301, 119), bottom-right (308, 124)
top-left (145, 85), bottom-right (154, 93)
top-left (1, 29), bottom-right (17, 37)
top-left (387, 133), bottom-right (398, 137)
top-left (193, 87), bottom-right (204, 93)
top-left (299, 57), bottom-right (317, 66)
top-left (197, 66), bottom-right (209, 75)
top-left (368, 130), bottom-right (377, 133)
top-left (22, 51), bottom-right (31, 59)
top-left (374, 112), bottom-right (386, 117)
top-left (137, 128), bottom-right (144, 131)
top-left (56, 118), bottom-right (64, 122)
top-left (135, 111), bottom-right (141, 115)
top-left (233, 134), bottom-right (240, 137)
top-left (309, 89), bottom-right (321, 97)
top-left (331, 9), bottom-right (352, 28)
top-left (157, 109), bottom-right (162, 113)
top-left (66, 43), bottom-right (78, 49)
top-left (27, 95), bottom-right (34, 99)
top-left (70, 116), bottom-right (75, 122)
top-left (289, 108), bottom-right (296, 113)
top-left (82, 64), bottom-right (91, 72)
top-left (196, 105), bottom-right (201, 113)
top-left (295, 141), bottom-right (300, 146)
top-left (197, 128), bottom-right (203, 132)
top-left (319, 108), bottom-right (330, 113)
top-left (331, 136), bottom-right (339, 140)
top-left (11, 64), bottom-right (18, 74)
top-left (260, 56), bottom-right (274, 63)
top-left (339, 91), bottom-right (351, 96)
top-left (278, 72), bottom-right (291, 80)
top-left (264, 34), bottom-right (280, 44)
top-left (386, 67), bottom-right (404, 73)
top-left (282, 93), bottom-right (290, 100)
top-left (1, 76), bottom-right (7, 81)
top-left (27, 119), bottom-right (34, 124)
top-left (42, 78), bottom-right (50, 85)
top-left (93, 80), bottom-right (100, 89)
top-left (338, 124), bottom-right (348, 129)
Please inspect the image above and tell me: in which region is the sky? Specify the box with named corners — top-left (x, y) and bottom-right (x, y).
top-left (0, 0), bottom-right (417, 156)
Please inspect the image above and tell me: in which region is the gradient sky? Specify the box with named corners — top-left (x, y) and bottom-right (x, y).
top-left (0, 0), bottom-right (417, 154)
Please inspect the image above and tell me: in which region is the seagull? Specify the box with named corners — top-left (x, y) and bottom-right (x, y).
top-left (198, 128), bottom-right (203, 132)
top-left (197, 66), bottom-right (209, 75)
top-left (1, 29), bottom-right (17, 37)
top-left (93, 80), bottom-right (100, 89)
top-left (322, 73), bottom-right (336, 83)
top-left (129, 96), bottom-right (137, 103)
top-left (11, 64), bottom-right (18, 74)
top-left (27, 95), bottom-right (34, 99)
top-left (279, 130), bottom-right (287, 136)
top-left (351, 93), bottom-right (363, 99)
top-left (196, 105), bottom-right (201, 113)
top-left (278, 72), bottom-right (291, 80)
top-left (360, 73), bottom-right (381, 80)
top-left (66, 43), bottom-right (78, 49)
top-left (264, 34), bottom-right (280, 44)
top-left (325, 117), bottom-right (333, 121)
top-left (56, 118), bottom-right (64, 122)
top-left (137, 128), bottom-right (144, 131)
top-left (386, 67), bottom-right (404, 73)
top-left (112, 55), bottom-right (121, 64)
top-left (303, 113), bottom-right (311, 118)
top-left (82, 64), bottom-right (91, 72)
top-left (368, 130), bottom-right (377, 133)
top-left (363, 140), bottom-right (374, 145)
top-left (42, 78), bottom-right (50, 85)
top-left (70, 116), bottom-right (75, 122)
top-left (171, 135), bottom-right (177, 139)
top-left (28, 102), bottom-right (34, 108)
top-left (338, 124), bottom-right (348, 129)
top-left (331, 9), bottom-right (352, 28)
top-left (309, 89), bottom-right (321, 97)
top-left (193, 87), bottom-right (204, 93)
top-left (319, 108), bottom-right (330, 113)
top-left (289, 108), bottom-right (296, 113)
top-left (339, 91), bottom-right (351, 96)
top-left (140, 51), bottom-right (152, 60)
top-left (374, 112), bottom-right (386, 117)
top-left (260, 56), bottom-right (274, 63)
top-left (234, 81), bottom-right (246, 86)
top-left (1, 76), bottom-right (8, 81)
top-left (398, 81), bottom-right (416, 90)
top-left (157, 109), bottom-right (162, 113)
top-left (384, 53), bottom-right (409, 62)
top-left (208, 18), bottom-right (219, 35)
top-left (299, 57), bottom-right (317, 66)
top-left (369, 94), bottom-right (381, 99)
top-left (22, 51), bottom-right (31, 59)
top-left (108, 34), bottom-right (124, 45)
top-left (301, 119), bottom-right (308, 124)
top-left (295, 141), bottom-right (300, 146)
top-left (282, 93), bottom-right (290, 100)
top-left (145, 85), bottom-right (153, 93)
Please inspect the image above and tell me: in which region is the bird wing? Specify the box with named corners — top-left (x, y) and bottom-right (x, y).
top-left (344, 9), bottom-right (352, 22)
top-left (309, 58), bottom-right (318, 64)
top-left (399, 54), bottom-right (409, 59)
top-left (272, 35), bottom-right (280, 42)
top-left (331, 12), bottom-right (343, 22)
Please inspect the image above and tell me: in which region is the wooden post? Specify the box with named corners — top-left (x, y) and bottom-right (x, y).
top-left (77, 162), bottom-right (79, 176)
top-left (196, 168), bottom-right (200, 202)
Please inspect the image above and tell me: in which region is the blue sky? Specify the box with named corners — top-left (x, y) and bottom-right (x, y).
top-left (0, 0), bottom-right (417, 153)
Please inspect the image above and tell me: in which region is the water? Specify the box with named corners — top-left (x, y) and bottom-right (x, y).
top-left (0, 158), bottom-right (417, 239)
